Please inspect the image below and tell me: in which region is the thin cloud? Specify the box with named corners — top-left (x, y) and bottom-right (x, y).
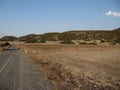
top-left (105, 10), bottom-right (120, 17)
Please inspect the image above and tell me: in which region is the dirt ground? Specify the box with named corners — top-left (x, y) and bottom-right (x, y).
top-left (18, 44), bottom-right (120, 90)
top-left (0, 47), bottom-right (3, 54)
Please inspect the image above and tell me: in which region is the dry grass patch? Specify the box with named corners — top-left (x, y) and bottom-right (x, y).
top-left (18, 44), bottom-right (120, 90)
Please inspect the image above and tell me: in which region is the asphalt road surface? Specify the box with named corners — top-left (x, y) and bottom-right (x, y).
top-left (0, 45), bottom-right (54, 90)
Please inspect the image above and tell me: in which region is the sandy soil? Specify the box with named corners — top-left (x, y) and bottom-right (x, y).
top-left (18, 44), bottom-right (120, 90)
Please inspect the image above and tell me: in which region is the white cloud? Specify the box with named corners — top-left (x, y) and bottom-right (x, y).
top-left (105, 10), bottom-right (120, 17)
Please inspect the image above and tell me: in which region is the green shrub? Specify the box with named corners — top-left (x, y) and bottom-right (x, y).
top-left (79, 42), bottom-right (96, 45)
top-left (60, 40), bottom-right (74, 44)
top-left (79, 42), bottom-right (87, 44)
top-left (84, 39), bottom-right (91, 41)
top-left (100, 39), bottom-right (106, 43)
top-left (88, 42), bottom-right (97, 45)
top-left (39, 38), bottom-right (46, 43)
top-left (0, 42), bottom-right (10, 47)
top-left (25, 38), bottom-right (37, 43)
top-left (4, 42), bottom-right (10, 46)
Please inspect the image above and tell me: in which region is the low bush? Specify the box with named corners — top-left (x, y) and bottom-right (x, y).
top-left (79, 42), bottom-right (87, 44)
top-left (0, 42), bottom-right (10, 47)
top-left (79, 42), bottom-right (96, 45)
top-left (60, 40), bottom-right (74, 44)
top-left (25, 38), bottom-right (37, 43)
top-left (100, 39), bottom-right (106, 43)
top-left (39, 38), bottom-right (46, 43)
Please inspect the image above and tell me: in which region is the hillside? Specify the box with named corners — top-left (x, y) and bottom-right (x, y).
top-left (113, 28), bottom-right (120, 31)
top-left (18, 28), bottom-right (120, 44)
top-left (0, 36), bottom-right (17, 41)
top-left (1, 28), bottom-right (120, 44)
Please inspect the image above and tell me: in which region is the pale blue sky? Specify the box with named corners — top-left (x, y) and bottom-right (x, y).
top-left (0, 0), bottom-right (120, 37)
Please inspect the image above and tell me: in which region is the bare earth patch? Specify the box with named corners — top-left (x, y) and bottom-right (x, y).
top-left (18, 44), bottom-right (120, 90)
top-left (0, 47), bottom-right (3, 54)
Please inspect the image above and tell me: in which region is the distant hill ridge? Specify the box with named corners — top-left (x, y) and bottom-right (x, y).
top-left (0, 28), bottom-right (120, 43)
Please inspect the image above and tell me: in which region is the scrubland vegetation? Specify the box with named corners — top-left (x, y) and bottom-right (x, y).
top-left (1, 28), bottom-right (120, 45)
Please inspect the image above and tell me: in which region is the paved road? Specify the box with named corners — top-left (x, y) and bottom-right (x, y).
top-left (0, 45), bottom-right (54, 90)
